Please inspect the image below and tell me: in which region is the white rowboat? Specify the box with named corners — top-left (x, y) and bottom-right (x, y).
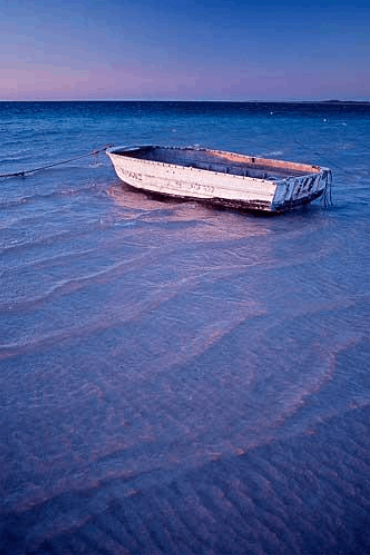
top-left (107, 145), bottom-right (331, 213)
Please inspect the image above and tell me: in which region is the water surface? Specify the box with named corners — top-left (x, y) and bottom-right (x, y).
top-left (1, 101), bottom-right (370, 554)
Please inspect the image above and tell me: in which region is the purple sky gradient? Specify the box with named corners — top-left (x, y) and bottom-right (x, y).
top-left (1, 0), bottom-right (369, 100)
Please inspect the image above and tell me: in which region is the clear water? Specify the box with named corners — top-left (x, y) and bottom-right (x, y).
top-left (1, 101), bottom-right (370, 554)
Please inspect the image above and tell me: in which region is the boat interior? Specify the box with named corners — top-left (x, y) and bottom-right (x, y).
top-left (117, 146), bottom-right (320, 180)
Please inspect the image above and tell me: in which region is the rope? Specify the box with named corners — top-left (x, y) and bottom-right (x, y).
top-left (293, 138), bottom-right (334, 207)
top-left (321, 169), bottom-right (333, 208)
top-left (0, 144), bottom-right (113, 179)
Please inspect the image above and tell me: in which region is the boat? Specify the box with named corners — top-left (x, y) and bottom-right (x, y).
top-left (106, 145), bottom-right (332, 213)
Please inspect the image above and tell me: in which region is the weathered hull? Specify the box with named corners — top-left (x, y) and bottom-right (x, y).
top-left (107, 146), bottom-right (331, 213)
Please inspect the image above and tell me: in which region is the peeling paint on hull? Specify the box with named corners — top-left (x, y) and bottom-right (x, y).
top-left (107, 146), bottom-right (331, 214)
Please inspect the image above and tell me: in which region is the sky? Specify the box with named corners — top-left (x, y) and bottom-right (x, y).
top-left (1, 0), bottom-right (369, 101)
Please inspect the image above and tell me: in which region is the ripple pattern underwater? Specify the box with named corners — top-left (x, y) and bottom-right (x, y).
top-left (0, 101), bottom-right (370, 554)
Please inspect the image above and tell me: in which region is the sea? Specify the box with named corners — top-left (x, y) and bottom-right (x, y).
top-left (0, 101), bottom-right (370, 555)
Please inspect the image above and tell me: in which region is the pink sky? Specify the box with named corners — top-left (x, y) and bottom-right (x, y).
top-left (1, 0), bottom-right (369, 101)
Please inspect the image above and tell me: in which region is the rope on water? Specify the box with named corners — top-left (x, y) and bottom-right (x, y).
top-left (0, 144), bottom-right (113, 179)
top-left (294, 137), bottom-right (334, 208)
top-left (322, 169), bottom-right (333, 208)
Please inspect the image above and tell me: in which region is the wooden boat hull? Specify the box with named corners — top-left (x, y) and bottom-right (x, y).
top-left (106, 146), bottom-right (331, 213)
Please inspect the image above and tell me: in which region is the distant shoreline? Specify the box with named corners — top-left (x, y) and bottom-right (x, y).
top-left (319, 99), bottom-right (370, 105)
top-left (1, 99), bottom-right (370, 105)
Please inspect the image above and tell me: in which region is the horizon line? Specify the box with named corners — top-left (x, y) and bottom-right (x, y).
top-left (1, 98), bottom-right (370, 104)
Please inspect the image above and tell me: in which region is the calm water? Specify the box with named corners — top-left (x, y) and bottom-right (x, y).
top-left (0, 101), bottom-right (370, 554)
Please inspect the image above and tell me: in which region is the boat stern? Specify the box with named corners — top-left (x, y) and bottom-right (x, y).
top-left (271, 168), bottom-right (331, 212)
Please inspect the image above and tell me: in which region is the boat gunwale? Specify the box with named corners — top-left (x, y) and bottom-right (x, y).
top-left (106, 145), bottom-right (328, 179)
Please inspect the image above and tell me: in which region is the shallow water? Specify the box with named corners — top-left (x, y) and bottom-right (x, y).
top-left (1, 101), bottom-right (370, 554)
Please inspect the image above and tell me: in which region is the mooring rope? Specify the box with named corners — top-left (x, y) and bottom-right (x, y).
top-left (322, 169), bottom-right (333, 207)
top-left (0, 144), bottom-right (113, 179)
top-left (293, 138), bottom-right (334, 207)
